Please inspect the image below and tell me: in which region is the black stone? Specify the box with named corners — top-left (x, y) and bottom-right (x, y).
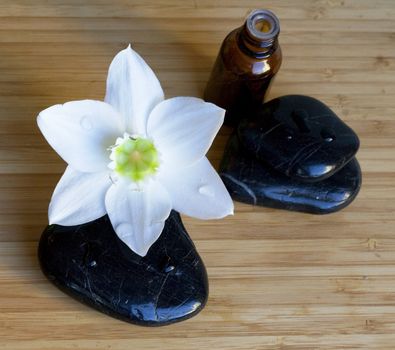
top-left (38, 211), bottom-right (208, 326)
top-left (238, 95), bottom-right (360, 182)
top-left (220, 135), bottom-right (362, 214)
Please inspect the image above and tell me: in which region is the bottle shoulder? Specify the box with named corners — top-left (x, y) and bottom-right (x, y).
top-left (219, 31), bottom-right (282, 78)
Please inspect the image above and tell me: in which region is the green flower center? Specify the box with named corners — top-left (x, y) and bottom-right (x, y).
top-left (113, 137), bottom-right (159, 182)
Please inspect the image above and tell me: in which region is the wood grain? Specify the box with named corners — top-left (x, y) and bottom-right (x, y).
top-left (1, 1), bottom-right (394, 349)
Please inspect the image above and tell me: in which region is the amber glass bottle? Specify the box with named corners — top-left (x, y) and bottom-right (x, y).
top-left (204, 9), bottom-right (282, 126)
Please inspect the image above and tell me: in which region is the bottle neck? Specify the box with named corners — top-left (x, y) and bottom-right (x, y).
top-left (238, 9), bottom-right (280, 58)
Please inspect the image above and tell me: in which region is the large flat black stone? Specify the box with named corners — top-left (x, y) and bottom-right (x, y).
top-left (238, 95), bottom-right (360, 182)
top-left (38, 211), bottom-right (208, 326)
top-left (220, 135), bottom-right (362, 214)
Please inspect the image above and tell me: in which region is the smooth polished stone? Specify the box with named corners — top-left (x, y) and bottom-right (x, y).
top-left (38, 211), bottom-right (208, 326)
top-left (238, 95), bottom-right (360, 182)
top-left (220, 135), bottom-right (362, 214)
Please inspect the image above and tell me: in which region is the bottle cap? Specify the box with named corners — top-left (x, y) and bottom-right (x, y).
top-left (246, 9), bottom-right (280, 42)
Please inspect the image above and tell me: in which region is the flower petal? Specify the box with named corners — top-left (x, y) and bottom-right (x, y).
top-left (105, 180), bottom-right (172, 257)
top-left (158, 157), bottom-right (234, 219)
top-left (49, 166), bottom-right (111, 226)
top-left (37, 100), bottom-right (124, 172)
top-left (105, 45), bottom-right (164, 135)
top-left (147, 97), bottom-right (225, 166)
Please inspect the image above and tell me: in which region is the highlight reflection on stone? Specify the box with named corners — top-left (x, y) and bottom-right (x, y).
top-left (38, 211), bottom-right (208, 326)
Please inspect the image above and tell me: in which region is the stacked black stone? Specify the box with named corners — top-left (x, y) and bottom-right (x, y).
top-left (220, 95), bottom-right (362, 214)
top-left (38, 211), bottom-right (208, 326)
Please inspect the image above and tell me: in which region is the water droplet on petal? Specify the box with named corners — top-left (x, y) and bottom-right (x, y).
top-left (80, 115), bottom-right (92, 130)
top-left (115, 223), bottom-right (134, 239)
top-left (150, 219), bottom-right (163, 226)
top-left (198, 185), bottom-right (214, 197)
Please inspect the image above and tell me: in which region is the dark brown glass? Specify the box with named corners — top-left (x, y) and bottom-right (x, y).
top-left (204, 9), bottom-right (282, 126)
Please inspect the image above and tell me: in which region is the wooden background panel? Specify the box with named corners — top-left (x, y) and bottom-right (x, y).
top-left (0, 0), bottom-right (394, 349)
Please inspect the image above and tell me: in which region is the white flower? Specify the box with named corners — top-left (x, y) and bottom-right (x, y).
top-left (37, 45), bottom-right (234, 257)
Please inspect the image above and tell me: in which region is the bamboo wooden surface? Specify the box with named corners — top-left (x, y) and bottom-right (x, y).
top-left (1, 1), bottom-right (395, 349)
